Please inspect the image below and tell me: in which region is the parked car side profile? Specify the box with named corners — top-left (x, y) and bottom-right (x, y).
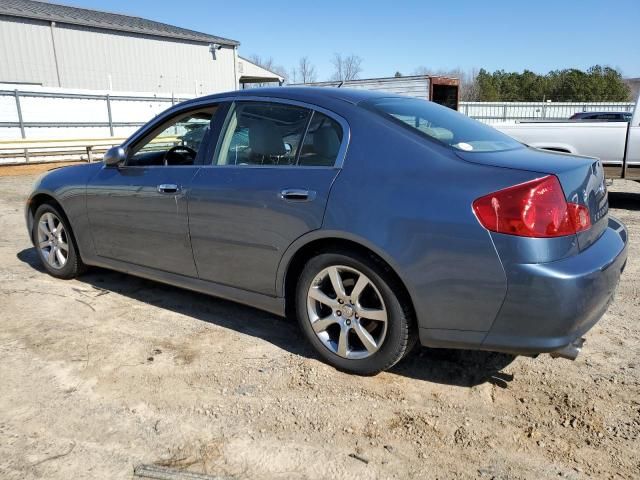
top-left (26, 88), bottom-right (628, 375)
top-left (569, 111), bottom-right (632, 122)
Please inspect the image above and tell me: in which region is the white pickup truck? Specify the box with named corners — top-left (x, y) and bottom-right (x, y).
top-left (495, 94), bottom-right (640, 181)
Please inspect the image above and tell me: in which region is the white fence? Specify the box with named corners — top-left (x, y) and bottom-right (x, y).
top-left (460, 101), bottom-right (635, 123)
top-left (0, 85), bottom-right (637, 165)
top-left (1, 85), bottom-right (636, 140)
top-left (0, 85), bottom-right (192, 140)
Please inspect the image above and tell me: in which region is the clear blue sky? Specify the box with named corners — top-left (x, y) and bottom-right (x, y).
top-left (57, 0), bottom-right (640, 80)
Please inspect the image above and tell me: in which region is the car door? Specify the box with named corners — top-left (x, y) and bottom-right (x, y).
top-left (188, 99), bottom-right (348, 295)
top-left (85, 102), bottom-right (223, 276)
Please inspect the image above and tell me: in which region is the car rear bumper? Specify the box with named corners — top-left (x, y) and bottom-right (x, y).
top-left (419, 216), bottom-right (628, 356)
top-left (481, 216), bottom-right (628, 354)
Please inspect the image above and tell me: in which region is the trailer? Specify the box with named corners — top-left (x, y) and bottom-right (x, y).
top-left (293, 75), bottom-right (460, 110)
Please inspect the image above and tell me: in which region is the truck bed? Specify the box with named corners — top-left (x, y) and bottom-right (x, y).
top-left (494, 120), bottom-right (640, 180)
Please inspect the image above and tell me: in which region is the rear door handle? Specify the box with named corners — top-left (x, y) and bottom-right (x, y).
top-left (157, 183), bottom-right (180, 194)
top-left (279, 188), bottom-right (316, 202)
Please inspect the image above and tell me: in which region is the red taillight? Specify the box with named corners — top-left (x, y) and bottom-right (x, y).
top-left (472, 175), bottom-right (591, 238)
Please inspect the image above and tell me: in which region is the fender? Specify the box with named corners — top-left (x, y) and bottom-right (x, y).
top-left (25, 163), bottom-right (101, 261)
top-left (528, 142), bottom-right (577, 154)
top-left (274, 228), bottom-right (417, 303)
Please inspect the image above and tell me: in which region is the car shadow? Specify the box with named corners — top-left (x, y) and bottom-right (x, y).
top-left (390, 348), bottom-right (515, 388)
top-left (608, 191), bottom-right (640, 211)
top-left (17, 247), bottom-right (515, 387)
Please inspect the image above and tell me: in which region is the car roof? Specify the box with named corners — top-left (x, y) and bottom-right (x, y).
top-left (189, 86), bottom-right (402, 107)
top-left (575, 111), bottom-right (628, 116)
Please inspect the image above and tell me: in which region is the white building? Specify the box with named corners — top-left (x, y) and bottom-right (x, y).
top-left (0, 0), bottom-right (282, 95)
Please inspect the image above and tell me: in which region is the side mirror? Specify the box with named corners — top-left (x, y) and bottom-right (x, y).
top-left (103, 146), bottom-right (126, 166)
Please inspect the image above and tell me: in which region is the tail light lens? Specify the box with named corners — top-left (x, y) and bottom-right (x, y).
top-left (473, 175), bottom-right (591, 238)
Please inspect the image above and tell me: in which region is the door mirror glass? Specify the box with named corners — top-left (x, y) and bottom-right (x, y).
top-left (103, 146), bottom-right (126, 166)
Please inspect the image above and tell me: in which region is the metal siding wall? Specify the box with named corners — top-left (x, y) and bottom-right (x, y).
top-left (342, 78), bottom-right (430, 99)
top-left (301, 78), bottom-right (431, 99)
top-left (52, 24), bottom-right (236, 93)
top-left (0, 16), bottom-right (59, 86)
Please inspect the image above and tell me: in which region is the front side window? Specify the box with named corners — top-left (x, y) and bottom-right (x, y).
top-left (129, 108), bottom-right (215, 166)
top-left (215, 102), bottom-right (310, 166)
top-left (363, 97), bottom-right (523, 153)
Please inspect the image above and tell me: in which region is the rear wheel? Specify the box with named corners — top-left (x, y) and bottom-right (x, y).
top-left (33, 203), bottom-right (84, 279)
top-left (296, 251), bottom-right (415, 375)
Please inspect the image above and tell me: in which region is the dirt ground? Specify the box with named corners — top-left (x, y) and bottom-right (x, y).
top-left (0, 162), bottom-right (83, 177)
top-left (0, 171), bottom-right (638, 480)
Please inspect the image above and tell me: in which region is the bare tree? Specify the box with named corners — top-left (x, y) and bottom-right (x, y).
top-left (463, 68), bottom-right (480, 102)
top-left (289, 68), bottom-right (298, 85)
top-left (331, 53), bottom-right (363, 82)
top-left (248, 54), bottom-right (288, 83)
top-left (296, 57), bottom-right (317, 84)
top-left (248, 54), bottom-right (272, 70)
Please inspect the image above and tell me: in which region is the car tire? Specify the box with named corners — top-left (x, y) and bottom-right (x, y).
top-left (32, 203), bottom-right (85, 279)
top-left (296, 250), bottom-right (416, 375)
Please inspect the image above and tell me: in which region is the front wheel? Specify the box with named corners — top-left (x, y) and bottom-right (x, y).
top-left (296, 251), bottom-right (415, 375)
top-left (33, 203), bottom-right (84, 279)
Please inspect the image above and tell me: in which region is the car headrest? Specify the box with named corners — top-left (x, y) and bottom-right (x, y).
top-left (249, 121), bottom-right (286, 156)
top-left (313, 127), bottom-right (340, 159)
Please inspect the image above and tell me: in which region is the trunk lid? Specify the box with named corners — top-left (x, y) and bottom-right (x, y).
top-left (457, 147), bottom-right (609, 251)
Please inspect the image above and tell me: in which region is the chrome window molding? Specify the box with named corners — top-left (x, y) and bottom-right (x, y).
top-left (121, 98), bottom-right (225, 151)
top-left (208, 97), bottom-right (350, 169)
top-left (116, 95), bottom-right (350, 171)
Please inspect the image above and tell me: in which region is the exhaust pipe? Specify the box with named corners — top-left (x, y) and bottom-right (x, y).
top-left (550, 338), bottom-right (585, 361)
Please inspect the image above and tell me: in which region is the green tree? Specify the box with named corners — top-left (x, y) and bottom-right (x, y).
top-left (474, 66), bottom-right (630, 102)
top-left (476, 69), bottom-right (500, 101)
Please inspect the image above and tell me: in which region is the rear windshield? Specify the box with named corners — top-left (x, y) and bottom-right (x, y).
top-left (362, 97), bottom-right (523, 153)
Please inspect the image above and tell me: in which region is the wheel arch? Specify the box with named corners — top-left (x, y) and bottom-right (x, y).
top-left (27, 192), bottom-right (80, 255)
top-left (27, 192), bottom-right (62, 236)
top-left (529, 143), bottom-right (575, 154)
top-left (278, 232), bottom-right (417, 324)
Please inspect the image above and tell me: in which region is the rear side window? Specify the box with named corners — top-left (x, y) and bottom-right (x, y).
top-left (215, 102), bottom-right (310, 166)
top-left (214, 102), bottom-right (344, 167)
top-left (298, 112), bottom-right (343, 166)
top-left (363, 97), bottom-right (522, 153)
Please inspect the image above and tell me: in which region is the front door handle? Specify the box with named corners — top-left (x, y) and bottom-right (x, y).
top-left (280, 188), bottom-right (316, 202)
top-left (157, 183), bottom-right (180, 194)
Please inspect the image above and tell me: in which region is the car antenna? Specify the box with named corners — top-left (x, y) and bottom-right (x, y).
top-left (337, 81), bottom-right (344, 88)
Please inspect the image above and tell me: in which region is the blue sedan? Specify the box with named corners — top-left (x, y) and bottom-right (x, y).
top-left (26, 87), bottom-right (628, 375)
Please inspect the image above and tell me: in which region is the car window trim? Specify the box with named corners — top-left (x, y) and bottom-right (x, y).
top-left (200, 102), bottom-right (231, 167)
top-left (295, 110), bottom-right (314, 166)
top-left (203, 96), bottom-right (350, 169)
top-left (211, 101), bottom-right (238, 167)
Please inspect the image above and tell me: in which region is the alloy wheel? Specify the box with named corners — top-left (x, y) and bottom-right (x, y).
top-left (37, 212), bottom-right (69, 269)
top-left (306, 265), bottom-right (388, 359)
